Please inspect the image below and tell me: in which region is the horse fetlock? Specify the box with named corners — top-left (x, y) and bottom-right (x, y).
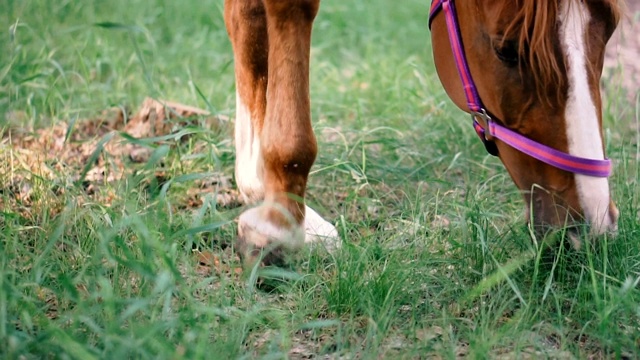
top-left (262, 134), bottom-right (317, 175)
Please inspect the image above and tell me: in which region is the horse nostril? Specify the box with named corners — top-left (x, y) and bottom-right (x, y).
top-left (586, 202), bottom-right (619, 237)
top-left (607, 204), bottom-right (619, 234)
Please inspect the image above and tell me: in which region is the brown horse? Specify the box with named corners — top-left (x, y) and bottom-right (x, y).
top-left (223, 0), bottom-right (621, 264)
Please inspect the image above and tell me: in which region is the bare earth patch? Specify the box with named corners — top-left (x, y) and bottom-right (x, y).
top-left (1, 98), bottom-right (241, 219)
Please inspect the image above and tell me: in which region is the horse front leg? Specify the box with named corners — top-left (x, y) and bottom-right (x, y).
top-left (225, 0), bottom-right (338, 266)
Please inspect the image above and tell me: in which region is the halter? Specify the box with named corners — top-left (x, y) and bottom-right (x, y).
top-left (428, 0), bottom-right (612, 178)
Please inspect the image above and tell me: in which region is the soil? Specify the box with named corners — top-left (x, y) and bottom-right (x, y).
top-left (0, 99), bottom-right (239, 218)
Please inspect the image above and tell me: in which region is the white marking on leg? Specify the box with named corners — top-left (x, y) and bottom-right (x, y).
top-left (234, 92), bottom-right (340, 252)
top-left (559, 1), bottom-right (614, 234)
top-left (304, 205), bottom-right (341, 251)
top-left (234, 91), bottom-right (264, 203)
top-left (239, 204), bottom-right (340, 251)
top-left (239, 205), bottom-right (304, 249)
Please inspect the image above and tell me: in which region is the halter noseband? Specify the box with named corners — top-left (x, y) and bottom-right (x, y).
top-left (428, 0), bottom-right (612, 178)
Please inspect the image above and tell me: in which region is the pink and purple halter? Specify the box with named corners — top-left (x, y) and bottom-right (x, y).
top-left (429, 0), bottom-right (612, 178)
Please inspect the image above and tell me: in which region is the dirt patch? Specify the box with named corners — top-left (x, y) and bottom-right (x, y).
top-left (1, 98), bottom-right (241, 218)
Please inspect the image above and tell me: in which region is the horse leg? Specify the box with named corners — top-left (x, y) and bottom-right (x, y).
top-left (224, 0), bottom-right (339, 265)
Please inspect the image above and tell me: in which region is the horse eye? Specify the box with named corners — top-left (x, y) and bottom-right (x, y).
top-left (494, 41), bottom-right (519, 67)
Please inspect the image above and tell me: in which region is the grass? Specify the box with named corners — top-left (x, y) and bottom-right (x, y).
top-left (2, 0), bottom-right (640, 358)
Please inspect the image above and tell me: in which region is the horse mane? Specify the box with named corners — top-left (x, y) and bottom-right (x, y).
top-left (498, 0), bottom-right (621, 104)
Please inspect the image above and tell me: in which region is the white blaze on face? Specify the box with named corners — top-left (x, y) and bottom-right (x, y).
top-left (234, 90), bottom-right (264, 203)
top-left (558, 0), bottom-right (614, 233)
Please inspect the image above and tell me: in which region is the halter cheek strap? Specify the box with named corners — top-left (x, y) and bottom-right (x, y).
top-left (429, 0), bottom-right (612, 178)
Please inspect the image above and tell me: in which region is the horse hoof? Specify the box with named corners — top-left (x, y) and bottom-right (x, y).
top-left (236, 206), bottom-right (304, 267)
top-left (236, 205), bottom-right (341, 267)
top-left (304, 205), bottom-right (341, 252)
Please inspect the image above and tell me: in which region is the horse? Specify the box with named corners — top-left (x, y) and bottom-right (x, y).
top-left (223, 0), bottom-right (621, 264)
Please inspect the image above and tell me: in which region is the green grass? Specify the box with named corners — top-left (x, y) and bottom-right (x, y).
top-left (2, 0), bottom-right (640, 358)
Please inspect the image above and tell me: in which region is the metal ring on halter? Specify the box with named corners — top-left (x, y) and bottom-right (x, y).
top-left (471, 109), bottom-right (490, 122)
top-left (471, 109), bottom-right (492, 139)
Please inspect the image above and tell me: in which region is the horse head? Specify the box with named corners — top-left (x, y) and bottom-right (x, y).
top-left (431, 0), bottom-right (621, 238)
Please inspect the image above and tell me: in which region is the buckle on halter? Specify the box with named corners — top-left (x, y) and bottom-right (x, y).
top-left (471, 109), bottom-right (490, 125)
top-left (471, 109), bottom-right (499, 156)
top-left (471, 109), bottom-right (493, 138)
